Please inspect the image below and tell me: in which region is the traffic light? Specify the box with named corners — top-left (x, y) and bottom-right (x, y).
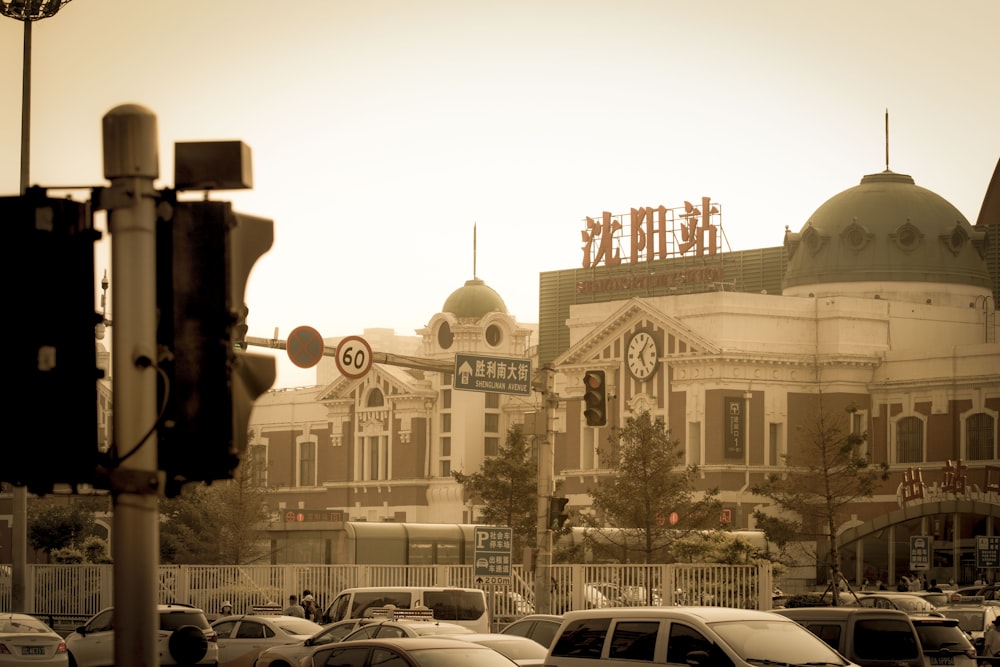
top-left (156, 197), bottom-right (276, 497)
top-left (549, 496), bottom-right (570, 531)
top-left (0, 188), bottom-right (104, 494)
top-left (583, 369), bottom-right (607, 427)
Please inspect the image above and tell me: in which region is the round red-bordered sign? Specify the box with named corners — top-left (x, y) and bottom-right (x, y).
top-left (286, 325), bottom-right (325, 369)
top-left (335, 335), bottom-right (373, 379)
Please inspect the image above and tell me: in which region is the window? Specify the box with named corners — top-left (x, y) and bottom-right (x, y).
top-left (442, 413), bottom-right (451, 433)
top-left (485, 437), bottom-right (499, 457)
top-left (441, 437), bottom-right (451, 457)
top-left (299, 441), bottom-right (316, 486)
top-left (366, 388), bottom-right (384, 407)
top-left (967, 412), bottom-right (996, 460)
top-left (768, 423), bottom-right (780, 466)
top-left (551, 617), bottom-right (610, 659)
top-left (666, 623), bottom-right (715, 665)
top-left (896, 416), bottom-right (924, 463)
top-left (485, 413), bottom-right (500, 433)
top-left (248, 443), bottom-right (267, 487)
top-left (442, 389), bottom-right (452, 409)
top-left (609, 620), bottom-right (658, 661)
top-left (854, 619), bottom-right (920, 660)
top-left (850, 410), bottom-right (868, 458)
top-left (485, 392), bottom-right (500, 409)
top-left (804, 623), bottom-right (841, 650)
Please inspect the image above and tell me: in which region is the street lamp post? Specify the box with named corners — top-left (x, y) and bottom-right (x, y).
top-left (1, 0), bottom-right (75, 615)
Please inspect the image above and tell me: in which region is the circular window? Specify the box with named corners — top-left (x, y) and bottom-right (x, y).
top-left (437, 322), bottom-right (453, 349)
top-left (485, 324), bottom-right (503, 347)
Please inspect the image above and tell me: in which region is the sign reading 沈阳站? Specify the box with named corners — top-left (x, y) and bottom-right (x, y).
top-left (454, 354), bottom-right (531, 396)
top-left (581, 197), bottom-right (721, 269)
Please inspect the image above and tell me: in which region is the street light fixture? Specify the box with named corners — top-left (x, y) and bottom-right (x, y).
top-left (0, 0), bottom-right (75, 193)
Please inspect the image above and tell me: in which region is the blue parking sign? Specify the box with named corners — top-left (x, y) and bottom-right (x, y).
top-left (910, 535), bottom-right (930, 571)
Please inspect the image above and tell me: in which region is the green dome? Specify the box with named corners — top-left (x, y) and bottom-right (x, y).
top-left (442, 278), bottom-right (508, 319)
top-left (783, 170), bottom-right (991, 292)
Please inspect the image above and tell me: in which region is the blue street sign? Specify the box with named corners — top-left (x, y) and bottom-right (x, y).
top-left (474, 525), bottom-right (512, 584)
top-left (454, 354), bottom-right (531, 395)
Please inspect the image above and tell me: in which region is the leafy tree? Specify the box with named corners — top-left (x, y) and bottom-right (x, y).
top-left (452, 424), bottom-right (537, 556)
top-left (752, 399), bottom-right (889, 603)
top-left (27, 496), bottom-right (108, 561)
top-left (160, 448), bottom-right (273, 564)
top-left (584, 410), bottom-right (721, 564)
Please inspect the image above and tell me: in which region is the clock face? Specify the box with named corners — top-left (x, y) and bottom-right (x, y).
top-left (626, 331), bottom-right (658, 381)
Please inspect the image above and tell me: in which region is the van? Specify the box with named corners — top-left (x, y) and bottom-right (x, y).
top-left (543, 606), bottom-right (859, 667)
top-left (773, 606), bottom-right (924, 667)
top-left (321, 586), bottom-right (490, 633)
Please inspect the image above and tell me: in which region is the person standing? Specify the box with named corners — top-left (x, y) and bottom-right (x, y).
top-left (301, 594), bottom-right (320, 623)
top-left (283, 594), bottom-right (305, 618)
top-left (983, 616), bottom-right (1000, 658)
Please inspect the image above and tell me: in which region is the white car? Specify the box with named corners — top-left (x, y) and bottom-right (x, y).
top-left (211, 614), bottom-right (322, 667)
top-left (0, 612), bottom-right (68, 665)
top-left (253, 618), bottom-right (372, 667)
top-left (65, 604), bottom-right (218, 667)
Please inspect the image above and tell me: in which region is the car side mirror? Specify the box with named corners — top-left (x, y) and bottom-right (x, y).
top-left (686, 650), bottom-right (711, 667)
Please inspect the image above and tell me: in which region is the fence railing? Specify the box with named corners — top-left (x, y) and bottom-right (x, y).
top-left (1, 562), bottom-right (771, 623)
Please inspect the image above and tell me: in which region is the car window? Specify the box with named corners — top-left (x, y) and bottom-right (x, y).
top-left (422, 591), bottom-right (486, 622)
top-left (551, 617), bottom-right (610, 659)
top-left (87, 609), bottom-right (114, 633)
top-left (667, 622), bottom-right (731, 667)
top-left (236, 620), bottom-right (268, 639)
top-left (315, 645), bottom-right (372, 667)
top-left (160, 611), bottom-right (210, 631)
top-left (213, 620), bottom-right (237, 638)
top-left (353, 593), bottom-right (414, 618)
top-left (502, 620), bottom-right (531, 639)
top-left (608, 620), bottom-right (658, 661)
top-left (375, 625), bottom-right (407, 639)
top-left (371, 647), bottom-right (409, 667)
top-left (913, 623), bottom-right (973, 651)
top-left (802, 622), bottom-right (842, 650)
top-left (854, 619), bottom-right (920, 660)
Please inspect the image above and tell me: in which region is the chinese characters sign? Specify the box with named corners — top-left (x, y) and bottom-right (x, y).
top-left (724, 396), bottom-right (744, 459)
top-left (474, 525), bottom-right (512, 584)
top-left (581, 197), bottom-right (721, 269)
top-left (454, 354), bottom-right (531, 396)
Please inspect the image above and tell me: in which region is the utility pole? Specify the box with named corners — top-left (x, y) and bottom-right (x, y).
top-left (102, 104), bottom-right (161, 666)
top-left (532, 365), bottom-right (556, 613)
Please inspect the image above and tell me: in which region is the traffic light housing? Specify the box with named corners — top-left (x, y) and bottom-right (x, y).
top-left (156, 197), bottom-right (276, 497)
top-left (0, 188), bottom-right (104, 494)
top-left (583, 369), bottom-right (608, 427)
top-left (549, 496), bottom-right (570, 531)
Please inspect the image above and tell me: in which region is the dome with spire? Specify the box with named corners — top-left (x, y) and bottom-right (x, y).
top-left (782, 170), bottom-right (991, 303)
top-left (441, 277), bottom-right (508, 319)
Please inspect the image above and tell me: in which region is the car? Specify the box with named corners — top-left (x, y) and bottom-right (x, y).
top-left (912, 591), bottom-right (953, 608)
top-left (302, 636), bottom-right (520, 667)
top-left (910, 616), bottom-right (978, 667)
top-left (0, 612), bottom-right (68, 665)
top-left (498, 613), bottom-right (563, 648)
top-left (339, 610), bottom-right (473, 641)
top-left (252, 618), bottom-right (374, 667)
top-left (933, 603), bottom-right (1000, 655)
top-left (773, 606), bottom-right (924, 667)
top-left (65, 603), bottom-right (219, 667)
top-left (782, 591), bottom-right (863, 607)
top-left (492, 590), bottom-right (535, 620)
top-left (858, 592), bottom-right (938, 615)
top-left (546, 606), bottom-right (859, 667)
top-left (439, 632), bottom-right (547, 667)
top-left (211, 614), bottom-right (323, 667)
top-left (321, 586), bottom-right (491, 633)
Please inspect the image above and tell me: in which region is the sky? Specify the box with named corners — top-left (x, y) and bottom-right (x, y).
top-left (2, 0), bottom-right (999, 389)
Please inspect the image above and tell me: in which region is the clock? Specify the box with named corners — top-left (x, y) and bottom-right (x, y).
top-left (626, 330), bottom-right (659, 381)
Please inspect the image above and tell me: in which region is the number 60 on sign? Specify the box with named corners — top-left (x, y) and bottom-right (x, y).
top-left (336, 335), bottom-right (373, 378)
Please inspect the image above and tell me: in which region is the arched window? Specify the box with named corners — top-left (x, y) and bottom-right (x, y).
top-left (367, 388), bottom-right (384, 407)
top-left (966, 412), bottom-right (995, 460)
top-left (895, 416), bottom-right (924, 464)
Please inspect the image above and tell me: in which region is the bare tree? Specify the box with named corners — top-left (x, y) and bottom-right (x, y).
top-left (752, 400), bottom-right (888, 603)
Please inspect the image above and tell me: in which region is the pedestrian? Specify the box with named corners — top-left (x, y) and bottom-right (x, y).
top-left (220, 600), bottom-right (233, 616)
top-left (301, 594), bottom-right (320, 623)
top-left (983, 616), bottom-right (1000, 658)
top-left (926, 579), bottom-right (942, 593)
top-left (897, 577), bottom-right (909, 592)
top-left (283, 594), bottom-right (305, 618)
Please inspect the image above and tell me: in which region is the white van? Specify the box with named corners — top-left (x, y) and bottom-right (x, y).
top-left (321, 586), bottom-right (490, 633)
top-left (543, 607), bottom-right (860, 667)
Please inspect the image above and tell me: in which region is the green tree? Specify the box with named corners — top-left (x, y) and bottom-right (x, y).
top-left (452, 424), bottom-right (537, 556)
top-left (160, 448), bottom-right (272, 564)
top-left (27, 496), bottom-right (108, 561)
top-left (585, 410), bottom-right (721, 564)
top-left (752, 400), bottom-right (889, 602)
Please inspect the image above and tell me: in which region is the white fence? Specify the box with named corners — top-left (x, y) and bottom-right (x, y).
top-left (2, 562), bottom-right (771, 627)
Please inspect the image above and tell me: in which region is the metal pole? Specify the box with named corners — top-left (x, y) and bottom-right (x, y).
top-left (533, 366), bottom-right (554, 614)
top-left (103, 104), bottom-right (161, 667)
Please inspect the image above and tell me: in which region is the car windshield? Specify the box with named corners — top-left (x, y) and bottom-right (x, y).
top-left (711, 619), bottom-right (849, 666)
top-left (160, 611), bottom-right (210, 631)
top-left (0, 617), bottom-right (51, 633)
top-left (936, 610), bottom-right (983, 633)
top-left (409, 646), bottom-right (522, 667)
top-left (914, 624), bottom-right (974, 651)
top-left (275, 618), bottom-right (324, 635)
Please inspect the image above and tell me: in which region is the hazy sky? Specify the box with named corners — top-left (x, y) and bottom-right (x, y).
top-left (3, 0), bottom-right (998, 389)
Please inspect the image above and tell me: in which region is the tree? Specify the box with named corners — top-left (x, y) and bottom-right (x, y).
top-left (585, 410), bottom-right (721, 564)
top-left (452, 424), bottom-right (537, 556)
top-left (27, 496), bottom-right (108, 561)
top-left (752, 400), bottom-right (889, 603)
top-left (160, 447), bottom-right (273, 564)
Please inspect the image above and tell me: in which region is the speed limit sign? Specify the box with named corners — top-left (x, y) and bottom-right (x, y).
top-left (335, 335), bottom-right (373, 379)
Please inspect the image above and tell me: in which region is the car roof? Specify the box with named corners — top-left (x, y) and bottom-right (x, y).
top-left (561, 606), bottom-right (785, 622)
top-left (910, 616), bottom-right (960, 625)
top-left (505, 614), bottom-right (562, 622)
top-left (321, 637), bottom-right (500, 650)
top-left (445, 633), bottom-right (540, 642)
top-left (774, 606), bottom-right (912, 618)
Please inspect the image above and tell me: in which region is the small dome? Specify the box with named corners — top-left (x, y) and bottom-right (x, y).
top-left (442, 278), bottom-right (508, 319)
top-left (783, 170), bottom-right (991, 295)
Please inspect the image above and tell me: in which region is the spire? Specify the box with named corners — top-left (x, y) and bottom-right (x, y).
top-left (884, 108), bottom-right (890, 172)
top-left (473, 223), bottom-right (478, 279)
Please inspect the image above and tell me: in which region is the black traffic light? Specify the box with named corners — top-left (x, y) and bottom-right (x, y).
top-left (156, 197), bottom-right (276, 497)
top-left (0, 188), bottom-right (104, 494)
top-left (549, 496), bottom-right (570, 531)
top-left (583, 369), bottom-right (608, 427)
